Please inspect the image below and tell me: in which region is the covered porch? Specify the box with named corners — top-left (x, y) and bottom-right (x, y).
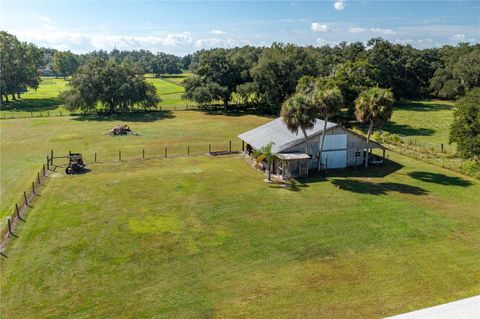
top-left (276, 153), bottom-right (311, 179)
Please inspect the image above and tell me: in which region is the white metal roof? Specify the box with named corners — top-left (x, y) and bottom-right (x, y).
top-left (238, 117), bottom-right (338, 153)
top-left (276, 153), bottom-right (311, 160)
top-left (384, 295), bottom-right (480, 319)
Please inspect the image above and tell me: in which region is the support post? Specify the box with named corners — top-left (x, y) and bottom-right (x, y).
top-left (6, 217), bottom-right (17, 237)
top-left (37, 172), bottom-right (41, 185)
top-left (50, 150), bottom-right (54, 165)
top-left (209, 144), bottom-right (211, 154)
top-left (119, 150), bottom-right (121, 161)
top-left (43, 164), bottom-right (46, 176)
top-left (32, 182), bottom-right (35, 195)
top-left (16, 203), bottom-right (25, 222)
top-left (242, 141), bottom-right (245, 152)
top-left (165, 147), bottom-right (167, 158)
top-left (24, 191), bottom-right (28, 206)
top-left (229, 140), bottom-right (232, 153)
top-left (94, 152), bottom-right (97, 163)
top-left (142, 149), bottom-right (145, 159)
top-left (188, 146), bottom-right (190, 156)
top-left (46, 156), bottom-right (49, 170)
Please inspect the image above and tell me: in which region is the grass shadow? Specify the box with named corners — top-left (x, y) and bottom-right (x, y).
top-left (408, 171), bottom-right (473, 187)
top-left (394, 101), bottom-right (453, 112)
top-left (383, 122), bottom-right (436, 137)
top-left (0, 97), bottom-right (63, 112)
top-left (72, 110), bottom-right (175, 122)
top-left (331, 179), bottom-right (428, 196)
top-left (199, 105), bottom-right (275, 118)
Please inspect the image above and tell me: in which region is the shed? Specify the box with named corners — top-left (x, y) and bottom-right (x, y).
top-left (238, 117), bottom-right (385, 178)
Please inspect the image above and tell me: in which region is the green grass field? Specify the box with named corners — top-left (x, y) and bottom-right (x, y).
top-left (0, 76), bottom-right (187, 118)
top-left (383, 100), bottom-right (455, 147)
top-left (1, 80), bottom-right (478, 318)
top-left (1, 147), bottom-right (479, 318)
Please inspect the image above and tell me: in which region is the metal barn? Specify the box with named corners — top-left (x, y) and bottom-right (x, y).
top-left (238, 117), bottom-right (385, 178)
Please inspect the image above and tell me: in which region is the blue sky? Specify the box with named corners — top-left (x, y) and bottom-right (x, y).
top-left (1, 1), bottom-right (479, 55)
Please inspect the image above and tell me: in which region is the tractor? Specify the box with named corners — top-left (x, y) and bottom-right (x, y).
top-left (65, 153), bottom-right (86, 175)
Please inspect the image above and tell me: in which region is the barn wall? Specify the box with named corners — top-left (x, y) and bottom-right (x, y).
top-left (281, 127), bottom-right (381, 168)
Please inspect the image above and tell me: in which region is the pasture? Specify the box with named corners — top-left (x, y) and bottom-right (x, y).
top-left (1, 108), bottom-right (479, 318)
top-left (0, 75), bottom-right (187, 118)
top-left (1, 77), bottom-right (479, 318)
top-left (383, 100), bottom-right (455, 147)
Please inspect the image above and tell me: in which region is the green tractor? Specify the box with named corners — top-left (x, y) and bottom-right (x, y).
top-left (65, 153), bottom-right (86, 175)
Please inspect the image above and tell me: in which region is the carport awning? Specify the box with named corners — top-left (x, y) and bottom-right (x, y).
top-left (276, 153), bottom-right (311, 161)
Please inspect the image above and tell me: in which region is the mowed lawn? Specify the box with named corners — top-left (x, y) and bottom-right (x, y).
top-left (1, 151), bottom-right (479, 318)
top-left (0, 75), bottom-right (188, 118)
top-left (383, 100), bottom-right (455, 146)
top-left (0, 111), bottom-right (271, 220)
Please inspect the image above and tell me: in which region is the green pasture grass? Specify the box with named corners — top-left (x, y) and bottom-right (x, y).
top-left (0, 110), bottom-right (271, 220)
top-left (0, 75), bottom-right (189, 118)
top-left (383, 100), bottom-right (455, 147)
top-left (1, 151), bottom-right (478, 318)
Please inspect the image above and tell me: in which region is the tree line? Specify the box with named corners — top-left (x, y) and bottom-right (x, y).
top-left (184, 39), bottom-right (480, 116)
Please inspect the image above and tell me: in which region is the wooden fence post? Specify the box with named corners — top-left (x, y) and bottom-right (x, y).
top-left (37, 172), bottom-right (41, 185)
top-left (32, 182), bottom-right (35, 195)
top-left (142, 149), bottom-right (145, 159)
top-left (16, 203), bottom-right (25, 222)
top-left (46, 156), bottom-right (50, 170)
top-left (51, 150), bottom-right (54, 165)
top-left (94, 152), bottom-right (97, 163)
top-left (188, 146), bottom-right (190, 156)
top-left (24, 191), bottom-right (28, 206)
top-left (209, 144), bottom-right (211, 154)
top-left (60, 110), bottom-right (62, 116)
top-left (165, 147), bottom-right (167, 158)
top-left (43, 164), bottom-right (46, 176)
top-left (6, 217), bottom-right (16, 237)
top-left (229, 140), bottom-right (232, 153)
top-left (119, 151), bottom-right (121, 161)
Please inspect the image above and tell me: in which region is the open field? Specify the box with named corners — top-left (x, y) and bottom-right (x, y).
top-left (0, 111), bottom-right (271, 220)
top-left (383, 100), bottom-right (455, 147)
top-left (1, 150), bottom-right (479, 318)
top-left (0, 76), bottom-right (188, 118)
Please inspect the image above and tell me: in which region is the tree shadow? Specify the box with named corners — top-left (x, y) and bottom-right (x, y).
top-left (199, 106), bottom-right (275, 118)
top-left (72, 110), bottom-right (175, 122)
top-left (408, 171), bottom-right (473, 187)
top-left (331, 179), bottom-right (428, 196)
top-left (395, 101), bottom-right (453, 112)
top-left (383, 122), bottom-right (435, 137)
top-left (0, 97), bottom-right (63, 112)
top-left (304, 159), bottom-right (404, 180)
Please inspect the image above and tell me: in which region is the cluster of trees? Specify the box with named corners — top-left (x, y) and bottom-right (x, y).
top-left (48, 48), bottom-right (188, 77)
top-left (0, 31), bottom-right (43, 101)
top-left (184, 39), bottom-right (479, 117)
top-left (61, 58), bottom-right (160, 113)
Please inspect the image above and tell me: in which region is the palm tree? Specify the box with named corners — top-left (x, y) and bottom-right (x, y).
top-left (254, 142), bottom-right (276, 181)
top-left (354, 87), bottom-right (394, 168)
top-left (281, 94), bottom-right (317, 156)
top-left (313, 86), bottom-right (344, 171)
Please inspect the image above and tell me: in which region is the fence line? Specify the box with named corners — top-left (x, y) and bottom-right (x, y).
top-left (0, 103), bottom-right (209, 121)
top-left (0, 152), bottom-right (54, 257)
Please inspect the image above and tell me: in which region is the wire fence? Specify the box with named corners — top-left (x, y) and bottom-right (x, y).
top-left (0, 103), bottom-right (209, 120)
top-left (0, 153), bottom-right (53, 257)
top-left (0, 141), bottom-right (243, 257)
top-left (385, 141), bottom-right (479, 179)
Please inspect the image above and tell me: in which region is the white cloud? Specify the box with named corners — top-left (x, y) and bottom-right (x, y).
top-left (370, 28), bottom-right (395, 35)
top-left (348, 27), bottom-right (366, 33)
top-left (450, 33), bottom-right (467, 42)
top-left (311, 22), bottom-right (330, 33)
top-left (211, 29), bottom-right (226, 35)
top-left (334, 0), bottom-right (345, 11)
top-left (35, 15), bottom-right (50, 23)
top-left (194, 38), bottom-right (249, 49)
